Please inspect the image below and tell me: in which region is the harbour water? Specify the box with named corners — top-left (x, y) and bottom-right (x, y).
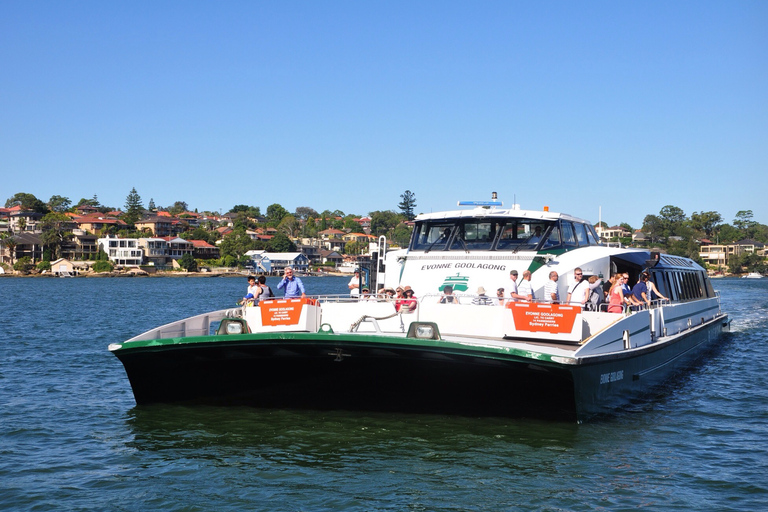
top-left (1, 276), bottom-right (766, 511)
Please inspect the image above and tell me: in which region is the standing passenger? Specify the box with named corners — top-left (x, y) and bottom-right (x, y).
top-left (517, 270), bottom-right (534, 301)
top-left (566, 268), bottom-right (590, 307)
top-left (277, 266), bottom-right (306, 298)
top-left (544, 271), bottom-right (559, 303)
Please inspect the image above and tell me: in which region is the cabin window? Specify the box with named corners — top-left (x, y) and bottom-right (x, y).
top-left (574, 223), bottom-right (589, 246)
top-left (450, 221), bottom-right (495, 251)
top-left (560, 222), bottom-right (577, 248)
top-left (586, 225), bottom-right (600, 245)
top-left (411, 223), bottom-right (455, 251)
top-left (542, 225), bottom-right (561, 248)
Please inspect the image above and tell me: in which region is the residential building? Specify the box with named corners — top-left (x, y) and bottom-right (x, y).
top-left (138, 238), bottom-right (169, 266)
top-left (98, 237), bottom-right (143, 266)
top-left (189, 239), bottom-right (219, 259)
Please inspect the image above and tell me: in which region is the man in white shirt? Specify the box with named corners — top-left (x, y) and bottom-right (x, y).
top-left (507, 270), bottom-right (524, 302)
top-left (544, 271), bottom-right (559, 303)
top-left (517, 270), bottom-right (533, 301)
top-left (566, 268), bottom-right (590, 307)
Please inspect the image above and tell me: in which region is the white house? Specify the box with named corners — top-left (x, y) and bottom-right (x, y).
top-left (260, 252), bottom-right (310, 272)
top-left (98, 236), bottom-right (143, 266)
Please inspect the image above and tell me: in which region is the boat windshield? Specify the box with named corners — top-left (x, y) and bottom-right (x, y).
top-left (410, 219), bottom-right (563, 251)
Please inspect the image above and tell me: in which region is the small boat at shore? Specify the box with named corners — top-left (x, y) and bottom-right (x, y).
top-left (109, 195), bottom-right (730, 422)
top-left (742, 272), bottom-right (763, 279)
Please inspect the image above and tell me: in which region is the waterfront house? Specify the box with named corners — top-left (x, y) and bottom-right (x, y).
top-left (189, 239), bottom-right (219, 260)
top-left (97, 236), bottom-right (143, 266)
top-left (259, 252), bottom-right (310, 273)
top-left (138, 238), bottom-right (169, 267)
top-left (50, 258), bottom-right (76, 276)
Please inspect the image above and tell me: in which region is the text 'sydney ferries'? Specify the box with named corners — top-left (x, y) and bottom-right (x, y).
top-left (260, 299), bottom-right (308, 326)
top-left (507, 302), bottom-right (580, 334)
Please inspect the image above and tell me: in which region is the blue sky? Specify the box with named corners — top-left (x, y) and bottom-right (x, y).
top-left (2, 1), bottom-right (766, 229)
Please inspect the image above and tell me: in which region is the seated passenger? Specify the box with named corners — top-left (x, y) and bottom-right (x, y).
top-left (471, 286), bottom-right (494, 306)
top-left (396, 286), bottom-right (418, 312)
top-left (439, 285), bottom-right (457, 304)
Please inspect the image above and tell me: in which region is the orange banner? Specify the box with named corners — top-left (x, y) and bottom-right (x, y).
top-left (507, 302), bottom-right (580, 334)
top-left (260, 299), bottom-right (306, 326)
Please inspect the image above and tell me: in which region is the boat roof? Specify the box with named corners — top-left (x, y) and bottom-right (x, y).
top-left (415, 205), bottom-right (589, 224)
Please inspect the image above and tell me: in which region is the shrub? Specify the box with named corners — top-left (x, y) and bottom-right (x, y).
top-left (92, 260), bottom-right (114, 273)
top-left (13, 256), bottom-right (33, 273)
top-left (37, 260), bottom-right (51, 271)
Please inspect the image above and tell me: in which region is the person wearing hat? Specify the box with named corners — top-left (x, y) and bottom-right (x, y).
top-left (508, 270), bottom-right (527, 302)
top-left (396, 286), bottom-right (418, 312)
top-left (472, 286), bottom-right (493, 305)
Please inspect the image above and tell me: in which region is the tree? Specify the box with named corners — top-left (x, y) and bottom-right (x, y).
top-left (619, 222), bottom-right (633, 233)
top-left (370, 210), bottom-right (402, 236)
top-left (178, 253), bottom-right (198, 272)
top-left (219, 230), bottom-right (255, 260)
top-left (123, 187), bottom-right (144, 226)
top-left (642, 215), bottom-right (663, 244)
top-left (169, 201), bottom-right (188, 216)
top-left (294, 206), bottom-right (319, 220)
top-left (398, 190), bottom-right (417, 221)
top-left (659, 205), bottom-right (687, 237)
top-left (0, 233), bottom-right (17, 266)
top-left (268, 232), bottom-right (296, 252)
top-left (733, 210), bottom-right (757, 238)
top-left (392, 223), bottom-right (414, 247)
top-left (266, 204), bottom-right (289, 225)
top-left (39, 212), bottom-right (72, 260)
top-left (148, 198), bottom-right (156, 211)
top-left (48, 195), bottom-right (72, 212)
top-left (689, 211), bottom-right (723, 239)
top-left (5, 192), bottom-right (48, 213)
top-left (278, 215), bottom-right (299, 237)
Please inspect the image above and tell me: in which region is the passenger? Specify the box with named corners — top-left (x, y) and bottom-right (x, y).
top-left (495, 288), bottom-right (506, 305)
top-left (602, 274), bottom-right (615, 301)
top-left (621, 273), bottom-right (641, 307)
top-left (607, 273), bottom-right (626, 313)
top-left (439, 285), bottom-right (457, 304)
top-left (646, 276), bottom-right (669, 303)
top-left (348, 270), bottom-right (362, 297)
top-left (258, 275), bottom-right (273, 300)
top-left (507, 270), bottom-right (522, 302)
top-left (471, 286), bottom-right (494, 305)
top-left (544, 271), bottom-right (559, 303)
top-left (566, 268), bottom-right (590, 307)
top-left (587, 275), bottom-right (603, 311)
top-left (632, 272), bottom-right (652, 307)
top-left (242, 275), bottom-right (260, 305)
top-left (396, 286), bottom-right (418, 312)
top-left (360, 287), bottom-right (375, 302)
top-left (277, 266), bottom-right (306, 299)
top-left (517, 270), bottom-right (534, 301)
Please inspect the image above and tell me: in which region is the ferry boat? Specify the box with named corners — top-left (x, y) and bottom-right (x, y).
top-left (109, 195), bottom-right (730, 422)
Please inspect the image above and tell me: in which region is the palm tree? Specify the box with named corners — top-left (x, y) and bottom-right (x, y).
top-left (0, 232), bottom-right (17, 266)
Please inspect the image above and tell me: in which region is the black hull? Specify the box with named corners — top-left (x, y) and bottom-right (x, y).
top-left (116, 341), bottom-right (578, 421)
top-left (114, 315), bottom-right (729, 422)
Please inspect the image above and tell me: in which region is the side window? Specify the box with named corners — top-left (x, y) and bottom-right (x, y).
top-left (561, 222), bottom-right (577, 248)
top-left (586, 225), bottom-right (599, 245)
top-left (574, 223), bottom-right (589, 246)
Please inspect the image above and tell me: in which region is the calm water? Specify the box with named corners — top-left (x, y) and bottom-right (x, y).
top-left (1, 275), bottom-right (767, 511)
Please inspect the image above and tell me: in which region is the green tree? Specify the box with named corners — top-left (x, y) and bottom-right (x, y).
top-left (659, 205), bottom-right (687, 237)
top-left (733, 210), bottom-right (757, 238)
top-left (266, 204), bottom-right (289, 225)
top-left (123, 187), bottom-right (144, 226)
top-left (268, 232), bottom-right (296, 252)
top-left (642, 215), bottom-right (663, 244)
top-left (39, 212), bottom-right (73, 260)
top-left (689, 211), bottom-right (722, 239)
top-left (393, 223), bottom-right (414, 247)
top-left (148, 198), bottom-right (156, 211)
top-left (219, 230), bottom-right (254, 260)
top-left (178, 253), bottom-right (198, 272)
top-left (398, 190), bottom-right (417, 221)
top-left (5, 192), bottom-right (48, 213)
top-left (0, 233), bottom-right (17, 265)
top-left (169, 201), bottom-right (189, 216)
top-left (13, 256), bottom-right (33, 273)
top-left (278, 215), bottom-right (299, 237)
top-left (48, 195), bottom-right (72, 212)
top-left (370, 210), bottom-right (402, 237)
top-left (294, 206), bottom-right (318, 220)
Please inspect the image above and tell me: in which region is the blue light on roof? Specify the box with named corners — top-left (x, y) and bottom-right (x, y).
top-left (457, 201), bottom-right (503, 207)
